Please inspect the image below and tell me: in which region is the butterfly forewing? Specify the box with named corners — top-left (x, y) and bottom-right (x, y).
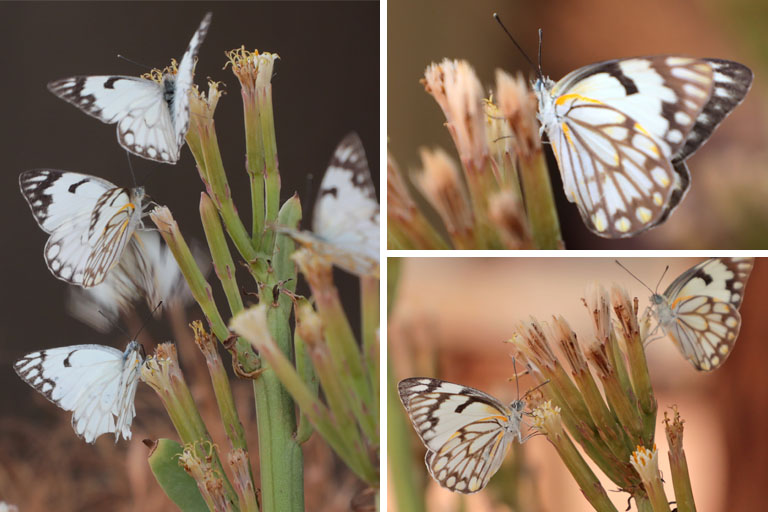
top-left (663, 257), bottom-right (754, 308)
top-left (13, 342), bottom-right (143, 443)
top-left (47, 12), bottom-right (211, 164)
top-left (399, 378), bottom-right (522, 493)
top-left (540, 56), bottom-right (751, 237)
top-left (20, 170), bottom-right (143, 287)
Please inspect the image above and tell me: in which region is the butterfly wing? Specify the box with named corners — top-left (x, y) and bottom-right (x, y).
top-left (542, 56), bottom-right (751, 237)
top-left (171, 12), bottom-right (213, 152)
top-left (308, 133), bottom-right (379, 276)
top-left (399, 378), bottom-right (516, 493)
top-left (20, 170), bottom-right (142, 287)
top-left (47, 76), bottom-right (180, 162)
top-left (13, 342), bottom-right (143, 443)
top-left (660, 257), bottom-right (754, 370)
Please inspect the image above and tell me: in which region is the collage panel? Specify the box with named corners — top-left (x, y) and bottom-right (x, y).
top-left (1, 2), bottom-right (379, 512)
top-left (388, 0), bottom-right (767, 249)
top-left (388, 257), bottom-right (767, 511)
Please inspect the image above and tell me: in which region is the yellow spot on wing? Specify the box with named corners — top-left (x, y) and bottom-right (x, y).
top-left (555, 93), bottom-right (603, 106)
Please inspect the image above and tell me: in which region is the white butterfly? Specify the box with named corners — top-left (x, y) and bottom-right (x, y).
top-left (67, 231), bottom-right (204, 332)
top-left (398, 377), bottom-right (529, 493)
top-left (650, 257), bottom-right (754, 371)
top-left (13, 341), bottom-right (144, 443)
top-left (283, 133), bottom-right (379, 277)
top-left (535, 56), bottom-right (752, 237)
top-left (20, 169), bottom-right (146, 287)
top-left (47, 12), bottom-right (212, 164)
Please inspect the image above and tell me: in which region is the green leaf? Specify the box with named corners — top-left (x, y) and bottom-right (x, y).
top-left (148, 439), bottom-right (209, 512)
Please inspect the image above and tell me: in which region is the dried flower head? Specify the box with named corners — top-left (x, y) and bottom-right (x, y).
top-left (423, 59), bottom-right (487, 170)
top-left (495, 70), bottom-right (541, 162)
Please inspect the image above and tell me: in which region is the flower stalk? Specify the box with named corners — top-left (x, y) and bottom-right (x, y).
top-left (664, 407), bottom-right (696, 512)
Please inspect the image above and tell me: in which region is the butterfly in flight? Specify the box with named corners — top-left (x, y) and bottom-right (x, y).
top-left (47, 12), bottom-right (212, 164)
top-left (281, 133), bottom-right (379, 277)
top-left (398, 377), bottom-right (531, 493)
top-left (13, 341), bottom-right (144, 443)
top-left (647, 257), bottom-right (754, 371)
top-left (20, 169), bottom-right (146, 288)
top-left (495, 17), bottom-right (753, 237)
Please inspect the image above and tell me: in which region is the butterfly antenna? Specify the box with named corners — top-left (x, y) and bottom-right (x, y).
top-left (125, 151), bottom-right (138, 188)
top-left (537, 28), bottom-right (544, 77)
top-left (512, 357), bottom-right (520, 401)
top-left (132, 301), bottom-right (164, 341)
top-left (615, 260), bottom-right (655, 295)
top-left (493, 13), bottom-right (541, 80)
top-left (654, 265), bottom-right (669, 294)
top-left (97, 310), bottom-right (132, 339)
top-left (521, 379), bottom-right (550, 401)
top-left (117, 54), bottom-right (152, 71)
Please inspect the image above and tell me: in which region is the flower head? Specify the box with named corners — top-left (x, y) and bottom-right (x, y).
top-left (423, 59), bottom-right (487, 170)
top-left (629, 444), bottom-right (659, 482)
top-left (225, 46), bottom-right (279, 91)
top-left (141, 59), bottom-right (179, 83)
top-left (532, 400), bottom-right (563, 435)
top-left (495, 70), bottom-right (541, 162)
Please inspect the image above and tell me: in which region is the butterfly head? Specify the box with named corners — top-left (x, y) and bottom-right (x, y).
top-left (509, 399), bottom-right (526, 413)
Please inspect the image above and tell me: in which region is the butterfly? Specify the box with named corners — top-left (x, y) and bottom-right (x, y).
top-left (535, 56), bottom-right (752, 237)
top-left (20, 169), bottom-right (146, 288)
top-left (398, 377), bottom-right (529, 493)
top-left (47, 12), bottom-right (212, 164)
top-left (649, 257), bottom-right (754, 371)
top-left (13, 341), bottom-right (144, 443)
top-left (282, 133), bottom-right (379, 277)
top-left (68, 231), bottom-right (206, 332)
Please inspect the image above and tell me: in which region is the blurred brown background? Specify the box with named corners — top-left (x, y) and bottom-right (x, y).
top-left (389, 258), bottom-right (768, 511)
top-left (388, 0), bottom-right (768, 248)
top-left (0, 2), bottom-right (378, 511)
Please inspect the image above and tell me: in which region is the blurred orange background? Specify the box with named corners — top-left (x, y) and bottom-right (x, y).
top-left (388, 257), bottom-right (768, 511)
top-left (388, 0), bottom-right (768, 248)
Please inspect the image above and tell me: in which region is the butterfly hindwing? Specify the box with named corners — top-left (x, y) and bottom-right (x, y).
top-left (539, 56), bottom-right (751, 237)
top-left (399, 377), bottom-right (523, 493)
top-left (13, 342), bottom-right (143, 443)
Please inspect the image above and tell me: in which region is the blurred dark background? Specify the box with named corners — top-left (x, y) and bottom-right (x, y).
top-left (0, 2), bottom-right (378, 510)
top-left (388, 0), bottom-right (768, 248)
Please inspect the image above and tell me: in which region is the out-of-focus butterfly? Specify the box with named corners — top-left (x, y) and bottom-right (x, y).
top-left (648, 257), bottom-right (754, 371)
top-left (398, 377), bottom-right (531, 493)
top-left (281, 133), bottom-right (379, 277)
top-left (47, 12), bottom-right (212, 164)
top-left (67, 231), bottom-right (207, 332)
top-left (20, 169), bottom-right (146, 287)
top-left (534, 55), bottom-right (752, 238)
top-left (13, 341), bottom-right (144, 443)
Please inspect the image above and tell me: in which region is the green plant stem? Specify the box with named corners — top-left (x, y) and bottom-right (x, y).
top-left (200, 192), bottom-right (245, 316)
top-left (546, 430), bottom-right (618, 512)
top-left (361, 275), bottom-right (380, 426)
top-left (259, 85), bottom-right (280, 254)
top-left (242, 88), bottom-right (266, 246)
top-left (293, 329), bottom-right (318, 444)
top-left (151, 209), bottom-right (260, 373)
top-left (519, 151), bottom-right (562, 249)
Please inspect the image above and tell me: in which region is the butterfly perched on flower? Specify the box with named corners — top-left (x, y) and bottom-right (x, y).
top-left (13, 341), bottom-right (144, 443)
top-left (649, 257), bottom-right (754, 371)
top-left (281, 133), bottom-right (379, 277)
top-left (20, 169), bottom-right (146, 287)
top-left (398, 377), bottom-right (530, 493)
top-left (47, 12), bottom-right (212, 164)
top-left (533, 55), bottom-right (752, 238)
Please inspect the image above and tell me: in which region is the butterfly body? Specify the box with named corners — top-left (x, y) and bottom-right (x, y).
top-left (13, 341), bottom-right (143, 443)
top-left (47, 12), bottom-right (211, 163)
top-left (649, 257), bottom-right (754, 371)
top-left (399, 377), bottom-right (527, 493)
top-left (20, 169), bottom-right (146, 287)
top-left (535, 56), bottom-right (752, 238)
